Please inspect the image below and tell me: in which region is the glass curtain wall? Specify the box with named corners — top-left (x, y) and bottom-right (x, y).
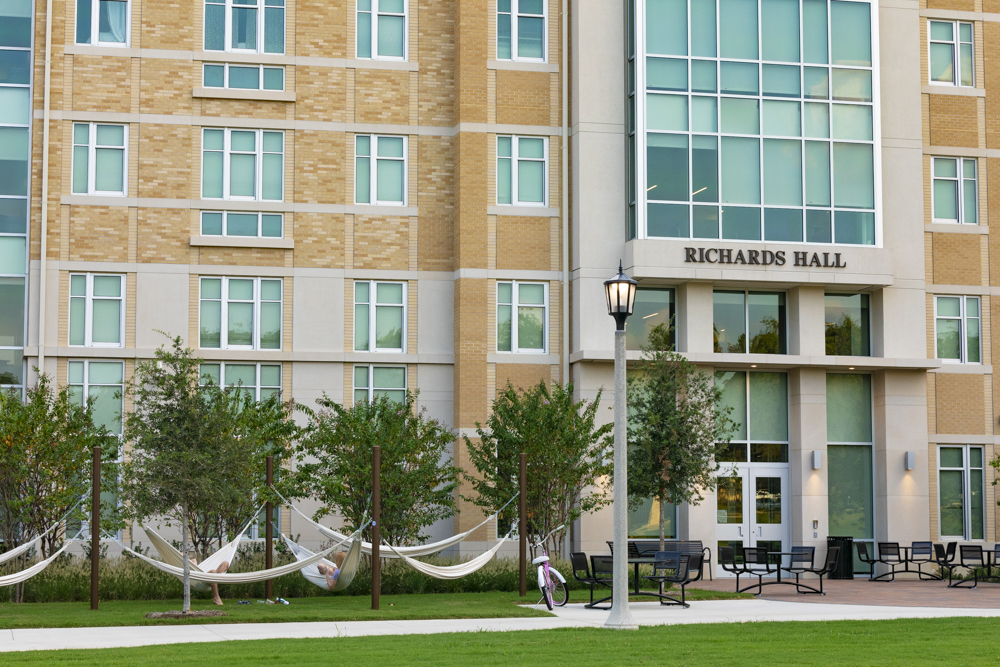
top-left (626, 288), bottom-right (675, 350)
top-left (636, 0), bottom-right (877, 244)
top-left (826, 373), bottom-right (874, 573)
top-left (0, 0), bottom-right (30, 395)
top-left (715, 371), bottom-right (789, 463)
top-left (825, 293), bottom-right (870, 355)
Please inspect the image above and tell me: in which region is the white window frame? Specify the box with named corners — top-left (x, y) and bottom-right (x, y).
top-left (71, 123), bottom-right (128, 196)
top-left (934, 295), bottom-right (980, 364)
top-left (496, 0), bottom-right (547, 62)
top-left (200, 211), bottom-right (284, 238)
top-left (199, 276), bottom-right (283, 350)
top-left (75, 0), bottom-right (131, 47)
top-left (354, 281), bottom-right (407, 353)
top-left (928, 20), bottom-right (974, 87)
top-left (937, 445), bottom-right (985, 541)
top-left (931, 157), bottom-right (977, 225)
top-left (203, 0), bottom-right (286, 55)
top-left (202, 63), bottom-right (285, 91)
top-left (353, 364), bottom-right (407, 403)
top-left (201, 128), bottom-right (284, 202)
top-left (354, 134), bottom-right (408, 206)
top-left (68, 273), bottom-right (125, 348)
top-left (199, 361), bottom-right (282, 401)
top-left (496, 281), bottom-right (549, 354)
top-left (68, 359), bottom-right (125, 432)
top-left (496, 135), bottom-right (548, 207)
top-left (356, 0), bottom-right (408, 61)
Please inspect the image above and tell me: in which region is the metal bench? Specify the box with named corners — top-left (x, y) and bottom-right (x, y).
top-left (607, 539), bottom-right (713, 580)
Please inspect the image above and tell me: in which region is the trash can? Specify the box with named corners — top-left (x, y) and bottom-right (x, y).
top-left (827, 536), bottom-right (854, 579)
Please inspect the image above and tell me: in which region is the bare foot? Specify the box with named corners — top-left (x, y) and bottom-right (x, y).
top-left (213, 597), bottom-right (224, 606)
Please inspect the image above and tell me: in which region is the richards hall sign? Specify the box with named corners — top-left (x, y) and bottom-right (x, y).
top-left (683, 247), bottom-right (848, 268)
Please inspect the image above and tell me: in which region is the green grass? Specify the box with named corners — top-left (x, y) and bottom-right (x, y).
top-left (7, 617), bottom-right (1000, 665)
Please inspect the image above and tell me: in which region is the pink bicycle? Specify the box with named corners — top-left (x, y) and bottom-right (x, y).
top-left (532, 524), bottom-right (568, 610)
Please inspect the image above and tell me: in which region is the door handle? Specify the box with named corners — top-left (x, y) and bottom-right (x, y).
top-left (757, 527), bottom-right (762, 537)
top-left (738, 526), bottom-right (743, 537)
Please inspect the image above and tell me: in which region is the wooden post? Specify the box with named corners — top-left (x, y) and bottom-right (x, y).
top-left (519, 452), bottom-right (527, 597)
top-left (265, 455), bottom-right (274, 600)
top-left (90, 446), bottom-right (100, 611)
top-left (372, 445), bottom-right (381, 610)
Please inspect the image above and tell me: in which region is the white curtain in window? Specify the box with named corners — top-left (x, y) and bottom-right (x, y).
top-left (100, 0), bottom-right (127, 43)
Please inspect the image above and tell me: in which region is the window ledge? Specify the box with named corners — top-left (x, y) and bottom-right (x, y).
top-left (193, 87), bottom-right (295, 102)
top-left (488, 353), bottom-right (559, 365)
top-left (487, 60), bottom-right (558, 73)
top-left (922, 84), bottom-right (984, 98)
top-left (488, 205), bottom-right (559, 217)
top-left (926, 223), bottom-right (988, 234)
top-left (190, 235), bottom-right (293, 249)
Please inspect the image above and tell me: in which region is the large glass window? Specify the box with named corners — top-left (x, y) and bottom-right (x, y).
top-left (825, 293), bottom-right (870, 356)
top-left (713, 290), bottom-right (786, 354)
top-left (626, 287), bottom-right (675, 350)
top-left (199, 277), bottom-right (282, 350)
top-left (69, 274), bottom-right (124, 348)
top-left (202, 129), bottom-right (284, 201)
top-left (715, 370), bottom-right (789, 463)
top-left (204, 0), bottom-right (285, 54)
top-left (497, 136), bottom-right (548, 206)
top-left (497, 281), bottom-right (548, 353)
top-left (497, 0), bottom-right (546, 61)
top-left (355, 135), bottom-right (406, 205)
top-left (628, 497), bottom-right (678, 539)
top-left (72, 123), bottom-right (126, 196)
top-left (932, 157), bottom-right (977, 224)
top-left (76, 0), bottom-right (129, 45)
top-left (354, 365), bottom-right (406, 403)
top-left (200, 211), bottom-right (283, 238)
top-left (68, 360), bottom-right (124, 434)
top-left (354, 281), bottom-right (405, 352)
top-left (203, 63), bottom-right (284, 91)
top-left (938, 445), bottom-right (984, 541)
top-left (928, 21), bottom-right (973, 87)
top-left (935, 295), bottom-right (980, 364)
top-left (356, 0), bottom-right (406, 60)
top-left (636, 0), bottom-right (876, 244)
top-left (200, 362), bottom-right (281, 401)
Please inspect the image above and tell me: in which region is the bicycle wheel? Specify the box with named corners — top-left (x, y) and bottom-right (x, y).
top-left (538, 571), bottom-right (553, 610)
top-left (549, 579), bottom-right (569, 607)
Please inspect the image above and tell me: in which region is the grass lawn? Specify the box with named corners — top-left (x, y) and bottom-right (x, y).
top-left (0, 588), bottom-right (750, 630)
top-left (7, 617), bottom-right (1000, 666)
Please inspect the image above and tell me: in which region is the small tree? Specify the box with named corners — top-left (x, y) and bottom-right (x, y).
top-left (294, 391), bottom-right (460, 549)
top-left (628, 323), bottom-right (735, 550)
top-left (464, 381), bottom-right (613, 556)
top-left (0, 375), bottom-right (117, 602)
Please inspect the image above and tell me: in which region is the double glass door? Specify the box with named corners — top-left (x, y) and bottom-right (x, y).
top-left (717, 465), bottom-right (790, 569)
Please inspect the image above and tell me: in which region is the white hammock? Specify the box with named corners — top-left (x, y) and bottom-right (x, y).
top-left (385, 525), bottom-right (515, 580)
top-left (280, 530), bottom-right (363, 592)
top-left (0, 532), bottom-right (82, 588)
top-left (113, 524), bottom-right (363, 584)
top-left (0, 496), bottom-right (86, 566)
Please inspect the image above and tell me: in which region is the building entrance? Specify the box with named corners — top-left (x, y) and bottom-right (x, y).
top-left (716, 464), bottom-right (790, 574)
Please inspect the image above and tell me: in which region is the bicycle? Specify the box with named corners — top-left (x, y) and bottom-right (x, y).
top-left (532, 525), bottom-right (569, 610)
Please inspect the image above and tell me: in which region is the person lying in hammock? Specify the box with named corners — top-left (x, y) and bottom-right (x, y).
top-left (315, 551), bottom-right (347, 590)
top-left (188, 557), bottom-right (230, 606)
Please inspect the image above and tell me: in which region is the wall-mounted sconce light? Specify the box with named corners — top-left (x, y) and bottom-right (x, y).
top-left (905, 451), bottom-right (916, 470)
top-left (812, 520), bottom-right (819, 530)
top-left (812, 451), bottom-right (822, 470)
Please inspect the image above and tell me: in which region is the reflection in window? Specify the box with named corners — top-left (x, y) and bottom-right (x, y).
top-left (626, 288), bottom-right (675, 350)
top-left (628, 497), bottom-right (677, 538)
top-left (713, 290), bottom-right (786, 354)
top-left (825, 293), bottom-right (870, 356)
top-left (354, 365), bottom-right (406, 403)
top-left (715, 371), bottom-right (789, 463)
top-left (938, 446), bottom-right (983, 540)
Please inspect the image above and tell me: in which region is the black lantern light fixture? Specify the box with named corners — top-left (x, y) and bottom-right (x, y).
top-left (604, 261), bottom-right (638, 331)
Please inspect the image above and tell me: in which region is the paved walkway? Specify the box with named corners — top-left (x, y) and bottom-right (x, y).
top-left (3, 598), bottom-right (1000, 653)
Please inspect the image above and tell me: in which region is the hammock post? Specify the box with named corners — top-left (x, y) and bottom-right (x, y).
top-left (265, 455), bottom-right (274, 600)
top-left (90, 445), bottom-right (100, 611)
top-left (372, 445), bottom-right (380, 610)
top-left (519, 452), bottom-right (527, 597)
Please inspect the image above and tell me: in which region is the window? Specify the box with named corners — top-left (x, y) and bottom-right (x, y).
top-left (354, 365), bottom-right (406, 403)
top-left (938, 446), bottom-right (984, 540)
top-left (201, 211), bottom-right (283, 238)
top-left (69, 274), bottom-right (124, 347)
top-left (354, 281), bottom-right (405, 352)
top-left (200, 362), bottom-right (281, 401)
top-left (929, 21), bottom-right (973, 87)
top-left (932, 157), bottom-right (977, 224)
top-left (199, 277), bottom-right (282, 350)
top-left (203, 63), bottom-right (284, 91)
top-left (355, 135), bottom-right (406, 205)
top-left (629, 497), bottom-right (677, 539)
top-left (713, 290), bottom-right (786, 354)
top-left (935, 295), bottom-right (980, 363)
top-left (204, 0), bottom-right (285, 54)
top-left (825, 293), bottom-right (870, 356)
top-left (497, 0), bottom-right (546, 61)
top-left (356, 0), bottom-right (407, 60)
top-left (715, 371), bottom-right (789, 463)
top-left (497, 136), bottom-right (547, 206)
top-left (202, 129), bottom-right (284, 201)
top-left (626, 287), bottom-right (675, 350)
top-left (497, 281), bottom-right (548, 353)
top-left (72, 123), bottom-right (127, 196)
top-left (634, 0), bottom-right (877, 245)
top-left (76, 0), bottom-right (129, 45)
top-left (68, 360), bottom-right (124, 434)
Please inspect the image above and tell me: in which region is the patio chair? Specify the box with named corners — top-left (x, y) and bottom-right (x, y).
top-left (641, 551), bottom-right (694, 608)
top-left (874, 542), bottom-right (906, 582)
top-left (909, 541), bottom-right (940, 581)
top-left (780, 546), bottom-right (816, 576)
top-left (933, 543), bottom-right (957, 581)
top-left (949, 545), bottom-right (987, 589)
top-left (856, 542), bottom-right (879, 580)
top-left (570, 552), bottom-right (612, 609)
top-left (718, 545), bottom-right (748, 591)
top-left (991, 545), bottom-right (1000, 579)
top-left (740, 546), bottom-right (776, 596)
top-left (783, 546), bottom-right (840, 595)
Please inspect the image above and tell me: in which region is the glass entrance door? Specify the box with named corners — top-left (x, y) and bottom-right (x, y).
top-left (717, 465), bottom-right (790, 573)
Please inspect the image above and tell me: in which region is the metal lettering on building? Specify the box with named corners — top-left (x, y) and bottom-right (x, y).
top-left (683, 248), bottom-right (847, 268)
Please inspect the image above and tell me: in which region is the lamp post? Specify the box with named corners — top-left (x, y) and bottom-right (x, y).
top-left (603, 261), bottom-right (638, 630)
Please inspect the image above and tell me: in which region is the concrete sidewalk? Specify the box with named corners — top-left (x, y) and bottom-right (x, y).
top-left (3, 600), bottom-right (999, 653)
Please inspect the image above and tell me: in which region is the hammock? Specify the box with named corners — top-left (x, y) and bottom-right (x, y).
top-left (275, 488), bottom-right (517, 559)
top-left (385, 524), bottom-right (516, 580)
top-left (0, 531), bottom-right (82, 588)
top-left (113, 524), bottom-right (364, 584)
top-left (280, 528), bottom-right (364, 592)
top-left (0, 495), bottom-right (87, 566)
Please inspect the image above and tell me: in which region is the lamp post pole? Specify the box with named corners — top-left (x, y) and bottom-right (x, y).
top-left (603, 262), bottom-right (638, 630)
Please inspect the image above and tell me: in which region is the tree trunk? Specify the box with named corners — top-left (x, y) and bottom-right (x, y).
top-left (658, 494), bottom-right (666, 552)
top-left (182, 507), bottom-right (191, 613)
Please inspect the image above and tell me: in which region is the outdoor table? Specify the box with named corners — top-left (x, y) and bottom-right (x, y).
top-left (625, 556), bottom-right (687, 605)
top-left (734, 551), bottom-right (823, 595)
top-left (896, 546), bottom-right (942, 580)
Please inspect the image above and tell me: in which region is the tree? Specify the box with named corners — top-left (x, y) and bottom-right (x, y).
top-left (826, 314), bottom-right (863, 355)
top-left (464, 381), bottom-right (613, 556)
top-left (0, 375), bottom-right (117, 602)
top-left (627, 323), bottom-right (736, 550)
top-left (294, 391), bottom-right (460, 550)
top-left (119, 337), bottom-right (243, 612)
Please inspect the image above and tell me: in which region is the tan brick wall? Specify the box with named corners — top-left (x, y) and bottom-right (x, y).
top-left (925, 0), bottom-right (975, 10)
top-left (295, 0), bottom-right (347, 58)
top-left (293, 213), bottom-right (346, 268)
top-left (137, 208), bottom-right (190, 264)
top-left (495, 364), bottom-right (553, 393)
top-left (72, 55), bottom-right (131, 113)
top-left (137, 125), bottom-right (194, 199)
top-left (928, 95), bottom-right (979, 148)
top-left (355, 70), bottom-right (411, 125)
top-left (353, 216), bottom-right (411, 270)
top-left (935, 373), bottom-right (986, 434)
top-left (200, 99), bottom-right (290, 120)
top-left (417, 136), bottom-right (454, 270)
top-left (454, 0), bottom-right (488, 124)
top-left (198, 248), bottom-right (287, 267)
top-left (293, 131), bottom-right (346, 205)
top-left (496, 70), bottom-right (551, 126)
top-left (141, 0), bottom-right (199, 50)
top-left (932, 233), bottom-right (982, 285)
top-left (294, 66), bottom-right (347, 123)
top-left (139, 60), bottom-right (195, 115)
top-left (454, 133), bottom-right (488, 267)
top-left (496, 216), bottom-right (551, 270)
top-left (68, 206), bottom-right (129, 262)
top-left (984, 23), bottom-right (1000, 150)
top-left (417, 0), bottom-right (456, 126)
